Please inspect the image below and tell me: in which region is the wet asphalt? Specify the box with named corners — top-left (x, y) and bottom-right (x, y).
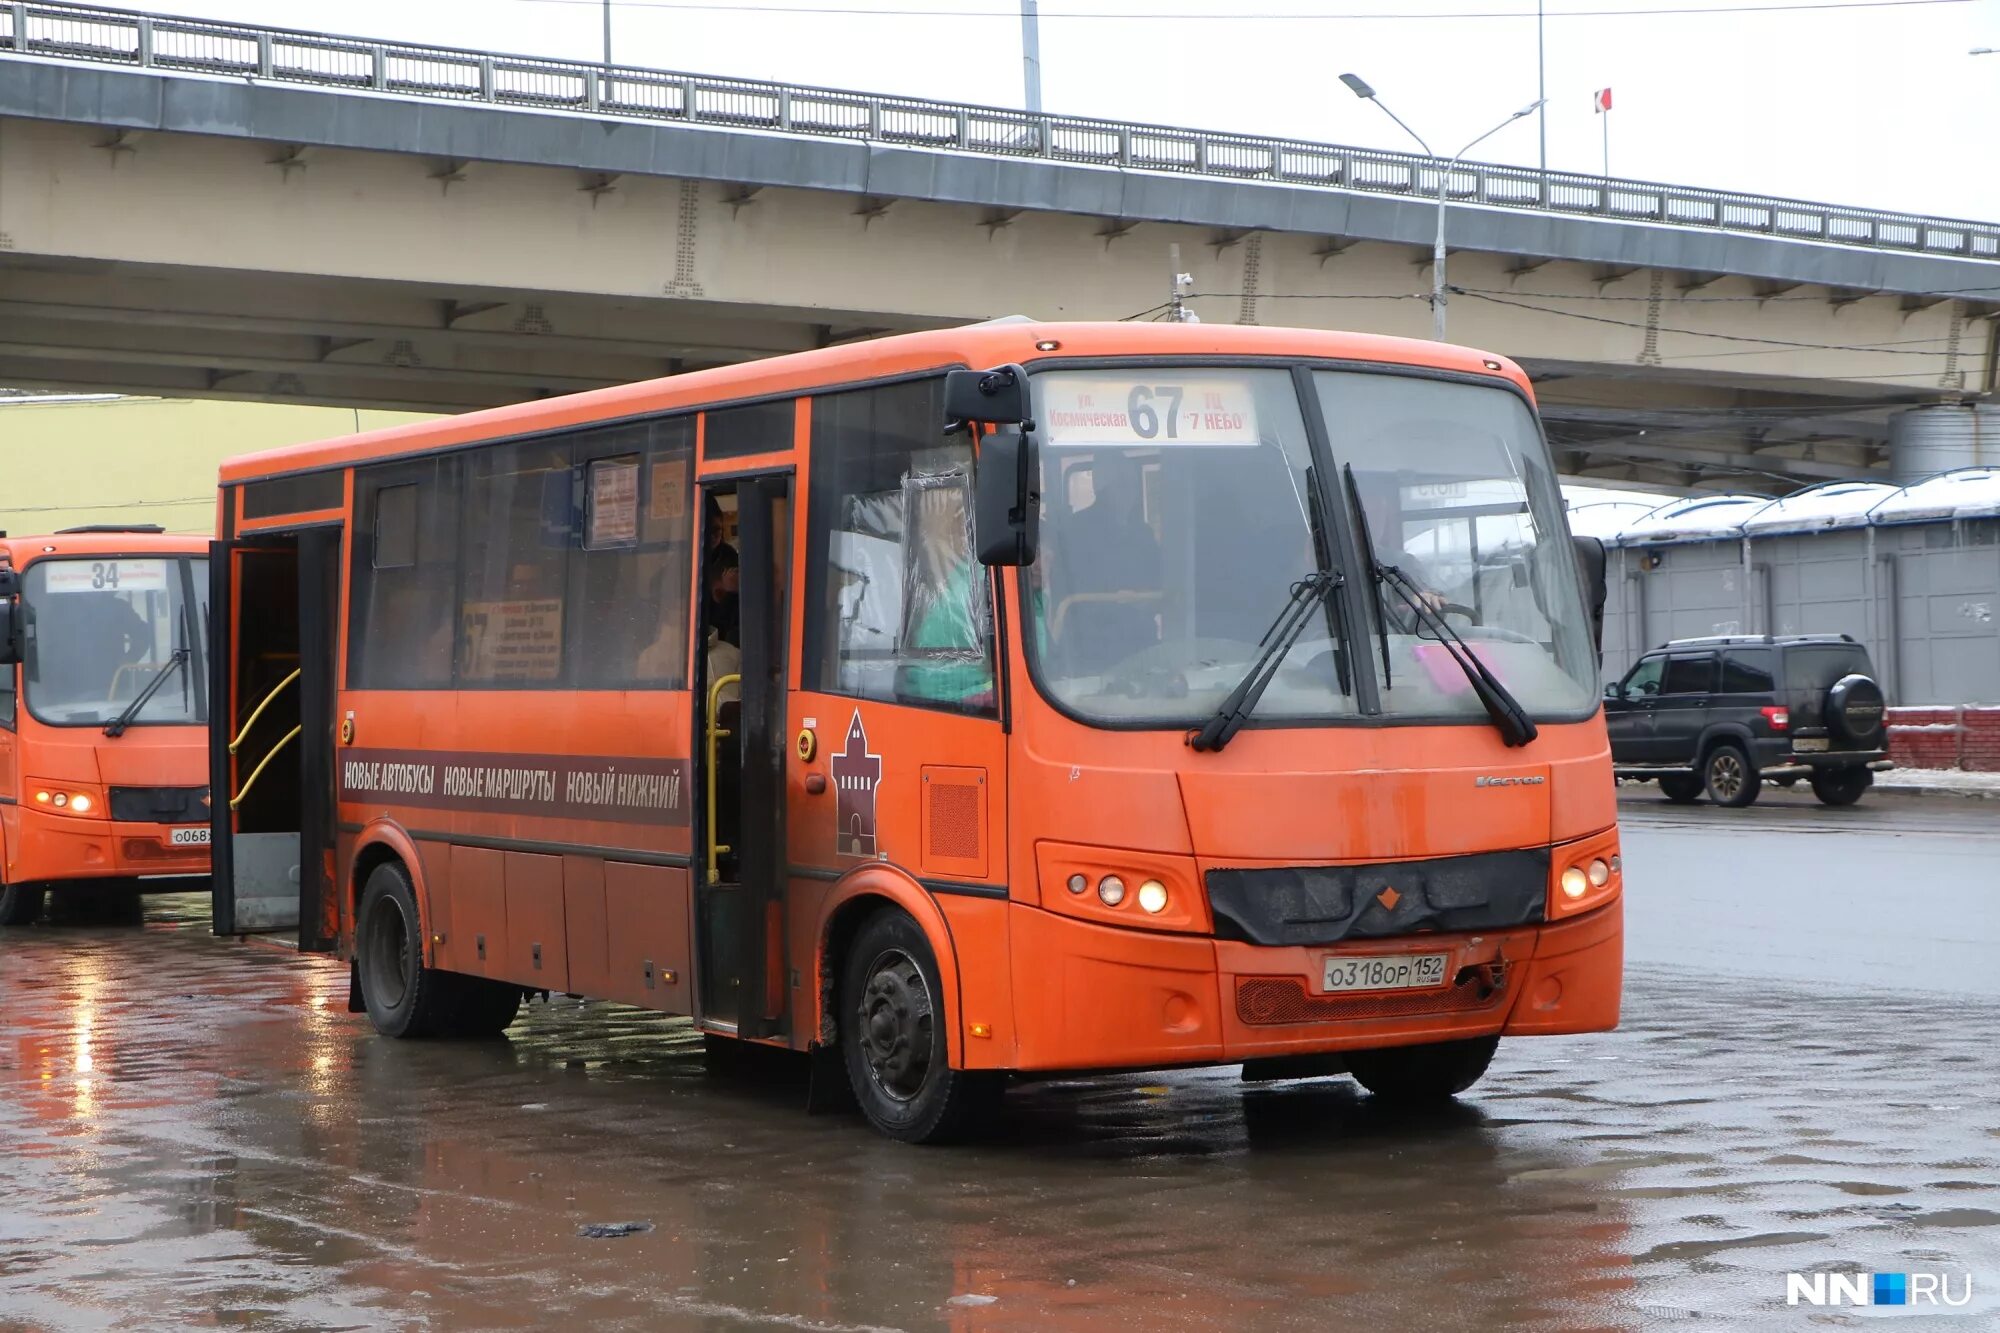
top-left (2, 792), bottom-right (1996, 1332)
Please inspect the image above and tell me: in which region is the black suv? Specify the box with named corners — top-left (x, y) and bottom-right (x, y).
top-left (1605, 634), bottom-right (1892, 807)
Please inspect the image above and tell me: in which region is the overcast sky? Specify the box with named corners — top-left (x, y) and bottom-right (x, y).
top-left (125, 0), bottom-right (2000, 220)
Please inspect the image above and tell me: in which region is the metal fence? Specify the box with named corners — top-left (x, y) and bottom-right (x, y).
top-left (5, 1), bottom-right (1999, 262)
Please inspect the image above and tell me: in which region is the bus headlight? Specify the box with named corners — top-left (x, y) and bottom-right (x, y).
top-left (1137, 880), bottom-right (1169, 914)
top-left (1097, 875), bottom-right (1126, 907)
top-left (1587, 858), bottom-right (1610, 888)
top-left (1559, 866), bottom-right (1589, 900)
top-left (69, 794), bottom-right (93, 814)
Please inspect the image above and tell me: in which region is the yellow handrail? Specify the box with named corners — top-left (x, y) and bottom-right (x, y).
top-left (705, 673), bottom-right (740, 882)
top-left (228, 668), bottom-right (301, 754)
top-left (230, 724), bottom-right (301, 810)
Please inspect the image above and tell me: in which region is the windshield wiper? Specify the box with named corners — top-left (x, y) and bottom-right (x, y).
top-left (1380, 565), bottom-right (1538, 748)
top-left (104, 647), bottom-right (188, 738)
top-left (1189, 567), bottom-right (1342, 753)
top-left (1341, 464), bottom-right (1535, 748)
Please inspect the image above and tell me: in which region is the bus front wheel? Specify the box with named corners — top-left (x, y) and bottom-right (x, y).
top-left (1346, 1036), bottom-right (1499, 1103)
top-left (0, 883), bottom-right (44, 927)
top-left (839, 908), bottom-right (998, 1144)
top-left (357, 861), bottom-right (520, 1039)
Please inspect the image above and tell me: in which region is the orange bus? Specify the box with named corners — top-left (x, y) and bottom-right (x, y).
top-left (209, 322), bottom-right (1621, 1141)
top-left (0, 528), bottom-right (213, 926)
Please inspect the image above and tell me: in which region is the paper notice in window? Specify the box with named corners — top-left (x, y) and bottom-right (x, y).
top-left (649, 460), bottom-right (687, 523)
top-left (589, 459), bottom-right (640, 548)
top-left (1041, 376), bottom-right (1260, 448)
top-left (461, 598), bottom-right (564, 682)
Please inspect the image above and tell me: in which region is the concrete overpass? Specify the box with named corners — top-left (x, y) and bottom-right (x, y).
top-left (2, 2), bottom-right (1998, 492)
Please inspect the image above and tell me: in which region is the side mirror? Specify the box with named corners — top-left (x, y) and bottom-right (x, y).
top-left (1605, 681), bottom-right (1624, 700)
top-left (974, 426), bottom-right (1039, 567)
top-left (0, 601), bottom-right (18, 667)
top-left (1571, 534), bottom-right (1607, 661)
top-left (946, 365), bottom-right (1030, 425)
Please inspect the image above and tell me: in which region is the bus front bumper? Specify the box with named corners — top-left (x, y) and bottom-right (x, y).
top-left (1001, 898), bottom-right (1621, 1072)
top-left (9, 806), bottom-right (211, 886)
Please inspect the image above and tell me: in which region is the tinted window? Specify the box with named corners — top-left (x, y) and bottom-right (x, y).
top-left (569, 419), bottom-right (696, 689)
top-left (351, 458), bottom-right (461, 688)
top-left (1785, 645), bottom-right (1871, 691)
top-left (1720, 650), bottom-right (1775, 694)
top-left (705, 399), bottom-right (796, 460)
top-left (804, 378), bottom-right (994, 716)
top-left (1660, 655), bottom-right (1716, 695)
top-left (242, 470), bottom-right (343, 520)
top-left (1621, 657), bottom-right (1663, 697)
top-left (459, 442), bottom-right (572, 685)
top-left (351, 422), bottom-right (698, 692)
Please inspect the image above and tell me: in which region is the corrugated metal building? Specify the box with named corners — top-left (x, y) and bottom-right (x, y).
top-left (1572, 471), bottom-right (2000, 705)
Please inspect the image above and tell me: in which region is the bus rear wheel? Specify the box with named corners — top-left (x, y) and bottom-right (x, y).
top-left (839, 908), bottom-right (997, 1144)
top-left (1346, 1036), bottom-right (1499, 1103)
top-left (357, 861), bottom-right (520, 1039)
top-left (0, 883), bottom-right (44, 927)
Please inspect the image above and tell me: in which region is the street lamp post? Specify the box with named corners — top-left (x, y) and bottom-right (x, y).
top-left (1339, 73), bottom-right (1544, 343)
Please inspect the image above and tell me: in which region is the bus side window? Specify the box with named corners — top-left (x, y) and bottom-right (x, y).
top-left (350, 459), bottom-right (461, 689)
top-left (804, 377), bottom-right (995, 718)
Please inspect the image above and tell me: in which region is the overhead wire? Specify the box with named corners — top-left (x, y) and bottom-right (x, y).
top-left (499, 0), bottom-right (1976, 19)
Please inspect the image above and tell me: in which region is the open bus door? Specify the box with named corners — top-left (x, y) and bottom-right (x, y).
top-left (694, 475), bottom-right (791, 1039)
top-left (209, 527), bottom-right (341, 950)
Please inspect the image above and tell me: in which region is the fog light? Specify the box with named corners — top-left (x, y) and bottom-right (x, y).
top-left (52, 792), bottom-right (68, 808)
top-left (70, 795), bottom-right (93, 814)
top-left (1097, 875), bottom-right (1126, 907)
top-left (1067, 873), bottom-right (1088, 895)
top-left (1137, 880), bottom-right (1168, 914)
top-left (1587, 858), bottom-right (1609, 888)
top-left (1559, 866), bottom-right (1588, 900)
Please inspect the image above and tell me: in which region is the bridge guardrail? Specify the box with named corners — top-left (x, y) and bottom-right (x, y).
top-left (6, 1), bottom-right (1998, 264)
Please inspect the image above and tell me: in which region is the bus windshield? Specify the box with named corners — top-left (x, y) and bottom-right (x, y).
top-left (1025, 365), bottom-right (1597, 728)
top-left (23, 557), bottom-right (209, 728)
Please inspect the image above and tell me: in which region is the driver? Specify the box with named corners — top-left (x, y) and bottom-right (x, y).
top-left (1355, 481), bottom-right (1448, 624)
top-left (1053, 453), bottom-right (1162, 676)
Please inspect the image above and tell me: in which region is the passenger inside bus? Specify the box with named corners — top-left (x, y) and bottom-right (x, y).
top-left (1046, 453), bottom-right (1162, 677)
top-left (895, 472), bottom-right (993, 710)
top-left (703, 492), bottom-right (740, 647)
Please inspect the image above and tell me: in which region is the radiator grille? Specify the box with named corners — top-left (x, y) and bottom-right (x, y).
top-left (109, 786), bottom-right (209, 824)
top-left (927, 782), bottom-right (981, 861)
top-left (1236, 972), bottom-right (1508, 1026)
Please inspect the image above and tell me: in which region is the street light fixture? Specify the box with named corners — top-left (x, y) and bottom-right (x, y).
top-left (1972, 47), bottom-right (1998, 55)
top-left (1341, 73), bottom-right (1545, 342)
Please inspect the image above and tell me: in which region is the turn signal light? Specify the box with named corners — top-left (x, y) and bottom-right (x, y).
top-left (1761, 705), bottom-right (1790, 731)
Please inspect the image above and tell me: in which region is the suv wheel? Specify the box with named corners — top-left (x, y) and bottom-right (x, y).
top-left (1659, 773), bottom-right (1702, 804)
top-left (1825, 674), bottom-right (1886, 747)
top-left (1703, 743), bottom-right (1759, 808)
top-left (1810, 766), bottom-right (1871, 807)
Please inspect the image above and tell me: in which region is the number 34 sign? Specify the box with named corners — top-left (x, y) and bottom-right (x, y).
top-left (1041, 375), bottom-right (1262, 448)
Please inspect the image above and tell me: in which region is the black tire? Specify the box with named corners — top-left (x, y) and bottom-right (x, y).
top-left (1810, 766), bottom-right (1872, 807)
top-left (356, 861), bottom-right (520, 1039)
top-left (1703, 743), bottom-right (1759, 808)
top-left (840, 908), bottom-right (998, 1143)
top-left (1346, 1035), bottom-right (1499, 1102)
top-left (0, 883), bottom-right (44, 927)
top-left (1825, 674), bottom-right (1886, 746)
top-left (1658, 773), bottom-right (1702, 804)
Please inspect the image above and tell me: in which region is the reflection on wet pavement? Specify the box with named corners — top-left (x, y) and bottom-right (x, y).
top-left (3, 890), bottom-right (1996, 1331)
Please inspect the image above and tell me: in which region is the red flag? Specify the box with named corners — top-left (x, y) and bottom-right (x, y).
top-left (1594, 87), bottom-right (1613, 113)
